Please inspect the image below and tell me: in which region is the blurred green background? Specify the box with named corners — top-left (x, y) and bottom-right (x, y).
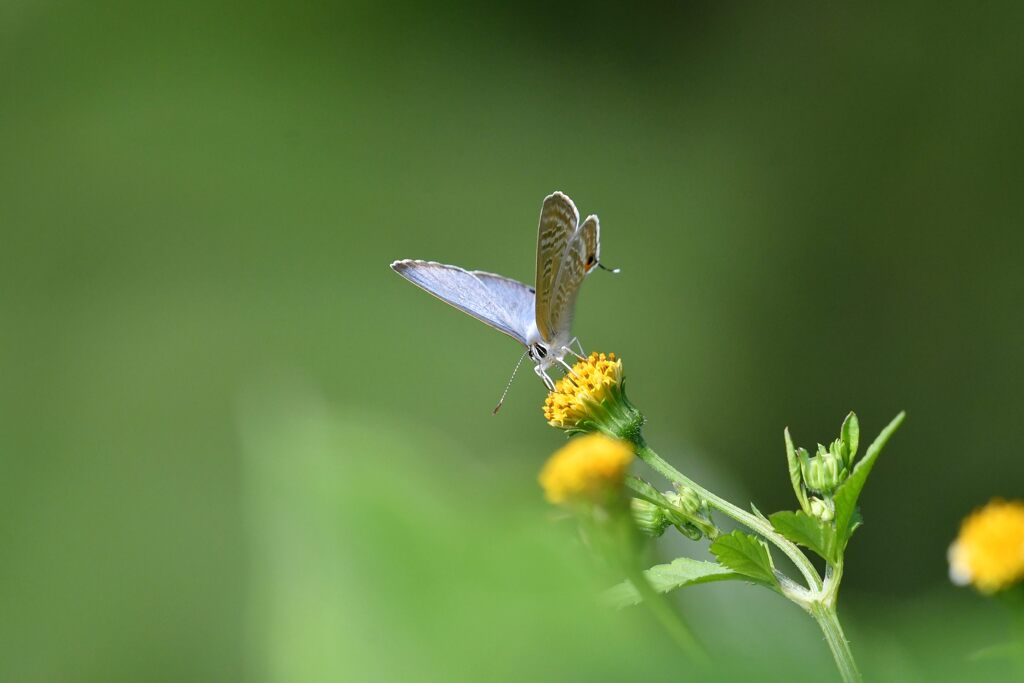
top-left (2, 1), bottom-right (1022, 681)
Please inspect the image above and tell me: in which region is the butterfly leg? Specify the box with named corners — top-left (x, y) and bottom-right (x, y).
top-left (534, 365), bottom-right (556, 391)
top-left (556, 357), bottom-right (582, 378)
top-left (573, 337), bottom-right (586, 357)
top-left (561, 338), bottom-right (587, 361)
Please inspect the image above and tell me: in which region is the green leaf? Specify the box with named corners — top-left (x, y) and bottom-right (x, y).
top-left (710, 531), bottom-right (778, 587)
top-left (769, 510), bottom-right (838, 563)
top-left (603, 557), bottom-right (741, 608)
top-left (848, 508), bottom-right (863, 537)
top-left (784, 428), bottom-right (808, 513)
top-left (833, 411), bottom-right (906, 548)
top-left (840, 412), bottom-right (860, 468)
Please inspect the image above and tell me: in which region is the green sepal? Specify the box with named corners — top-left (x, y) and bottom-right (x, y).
top-left (625, 475), bottom-right (670, 507)
top-left (840, 411), bottom-right (860, 469)
top-left (769, 510), bottom-right (838, 563)
top-left (603, 557), bottom-right (741, 608)
top-left (784, 428), bottom-right (809, 514)
top-left (710, 530), bottom-right (778, 588)
top-left (563, 380), bottom-right (645, 445)
top-left (833, 411), bottom-right (906, 550)
top-left (797, 447), bottom-right (813, 486)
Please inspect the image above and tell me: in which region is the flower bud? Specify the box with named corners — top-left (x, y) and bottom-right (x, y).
top-left (808, 497), bottom-right (834, 523)
top-left (665, 486), bottom-right (719, 540)
top-left (800, 444), bottom-right (848, 496)
top-left (630, 498), bottom-right (671, 537)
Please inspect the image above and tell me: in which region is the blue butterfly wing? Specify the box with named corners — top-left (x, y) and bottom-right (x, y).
top-left (391, 260), bottom-right (535, 346)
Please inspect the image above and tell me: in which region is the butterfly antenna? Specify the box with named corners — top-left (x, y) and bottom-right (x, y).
top-left (597, 261), bottom-right (621, 274)
top-left (493, 350), bottom-right (529, 415)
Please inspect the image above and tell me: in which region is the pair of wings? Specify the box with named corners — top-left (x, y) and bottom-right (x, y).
top-left (390, 192), bottom-right (600, 347)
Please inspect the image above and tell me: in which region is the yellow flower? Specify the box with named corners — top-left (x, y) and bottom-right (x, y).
top-left (538, 433), bottom-right (633, 505)
top-left (948, 499), bottom-right (1024, 593)
top-left (543, 352), bottom-right (643, 441)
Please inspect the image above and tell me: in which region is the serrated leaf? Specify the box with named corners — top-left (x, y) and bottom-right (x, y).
top-left (603, 557), bottom-right (741, 608)
top-left (840, 412), bottom-right (860, 468)
top-left (834, 411), bottom-right (906, 548)
top-left (710, 531), bottom-right (778, 587)
top-left (769, 510), bottom-right (838, 563)
top-left (784, 428), bottom-right (808, 512)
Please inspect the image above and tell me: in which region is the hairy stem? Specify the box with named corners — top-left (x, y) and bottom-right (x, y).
top-left (631, 440), bottom-right (864, 681)
top-left (634, 441), bottom-right (822, 592)
top-left (810, 602), bottom-right (861, 683)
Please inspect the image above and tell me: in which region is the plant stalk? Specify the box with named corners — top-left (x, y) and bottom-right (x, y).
top-left (634, 441), bottom-right (822, 592)
top-left (810, 601), bottom-right (861, 683)
top-left (626, 565), bottom-right (711, 667)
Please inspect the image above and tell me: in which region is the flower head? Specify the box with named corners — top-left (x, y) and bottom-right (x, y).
top-left (949, 499), bottom-right (1024, 593)
top-left (543, 352), bottom-right (644, 442)
top-left (539, 433), bottom-right (633, 505)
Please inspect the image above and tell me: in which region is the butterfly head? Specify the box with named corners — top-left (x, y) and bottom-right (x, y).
top-left (525, 322), bottom-right (567, 370)
top-left (527, 334), bottom-right (574, 391)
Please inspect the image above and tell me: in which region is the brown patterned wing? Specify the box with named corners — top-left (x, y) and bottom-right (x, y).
top-left (546, 214), bottom-right (600, 342)
top-left (578, 214), bottom-right (600, 275)
top-left (535, 192), bottom-right (579, 340)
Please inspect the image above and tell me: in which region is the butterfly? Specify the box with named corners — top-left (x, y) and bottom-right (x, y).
top-left (391, 191), bottom-right (614, 402)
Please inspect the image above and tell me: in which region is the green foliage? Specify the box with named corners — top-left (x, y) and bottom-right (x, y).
top-left (769, 510), bottom-right (838, 563)
top-left (784, 428), bottom-right (810, 513)
top-left (775, 411), bottom-right (904, 562)
top-left (750, 502), bottom-right (770, 522)
top-left (840, 412), bottom-right (860, 469)
top-left (625, 475), bottom-right (672, 508)
top-left (625, 475), bottom-right (716, 541)
top-left (833, 412), bottom-right (906, 549)
top-left (603, 558), bottom-right (741, 608)
top-left (710, 531), bottom-right (778, 588)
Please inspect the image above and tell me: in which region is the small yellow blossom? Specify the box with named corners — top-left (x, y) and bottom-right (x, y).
top-left (543, 352), bottom-right (644, 440)
top-left (538, 433), bottom-right (633, 505)
top-left (948, 499), bottom-right (1024, 593)
top-left (544, 352), bottom-right (623, 428)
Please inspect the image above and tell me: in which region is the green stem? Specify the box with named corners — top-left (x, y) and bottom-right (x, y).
top-left (822, 558), bottom-right (844, 606)
top-left (998, 589), bottom-right (1024, 674)
top-left (588, 500), bottom-right (708, 666)
top-left (810, 602), bottom-right (861, 683)
top-left (634, 441), bottom-right (822, 592)
top-left (626, 565), bottom-right (711, 667)
top-left (631, 439), bottom-right (862, 681)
